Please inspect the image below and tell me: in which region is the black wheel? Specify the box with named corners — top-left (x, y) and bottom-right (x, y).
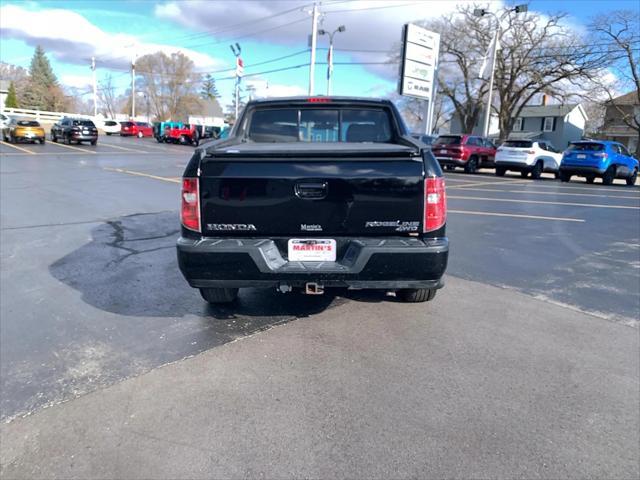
top-left (586, 175), bottom-right (595, 184)
top-left (560, 171), bottom-right (571, 182)
top-left (40, 138), bottom-right (45, 145)
top-left (602, 166), bottom-right (616, 185)
top-left (91, 140), bottom-right (97, 146)
top-left (199, 288), bottom-right (239, 304)
top-left (464, 156), bottom-right (478, 174)
top-left (531, 161), bottom-right (543, 180)
top-left (156, 136), bottom-right (163, 143)
top-left (52, 132), bottom-right (57, 142)
top-left (396, 288), bottom-right (437, 303)
top-left (520, 170), bottom-right (529, 178)
top-left (626, 168), bottom-right (638, 186)
top-left (106, 132), bottom-right (112, 136)
top-left (495, 166), bottom-right (506, 177)
top-left (554, 171), bottom-right (561, 179)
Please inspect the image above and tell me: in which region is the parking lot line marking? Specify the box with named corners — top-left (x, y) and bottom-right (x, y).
top-left (449, 209), bottom-right (586, 222)
top-left (448, 195), bottom-right (640, 210)
top-left (0, 141), bottom-right (36, 154)
top-left (48, 141), bottom-right (96, 153)
top-left (450, 187), bottom-right (640, 200)
top-left (98, 143), bottom-right (148, 153)
top-left (448, 179), bottom-right (531, 189)
top-left (103, 167), bottom-right (181, 184)
top-left (497, 182), bottom-right (639, 193)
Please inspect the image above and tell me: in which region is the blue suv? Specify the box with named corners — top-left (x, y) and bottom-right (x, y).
top-left (560, 140), bottom-right (638, 186)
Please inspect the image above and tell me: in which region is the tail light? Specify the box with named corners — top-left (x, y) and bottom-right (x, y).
top-left (181, 178), bottom-right (200, 232)
top-left (424, 177), bottom-right (447, 233)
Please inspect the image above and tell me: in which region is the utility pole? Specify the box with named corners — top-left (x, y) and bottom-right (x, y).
top-left (131, 53), bottom-right (136, 119)
top-left (230, 43), bottom-right (242, 121)
top-left (91, 57), bottom-right (97, 117)
top-left (308, 3), bottom-right (319, 95)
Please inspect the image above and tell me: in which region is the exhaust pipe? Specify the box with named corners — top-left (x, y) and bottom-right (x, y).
top-left (305, 283), bottom-right (324, 295)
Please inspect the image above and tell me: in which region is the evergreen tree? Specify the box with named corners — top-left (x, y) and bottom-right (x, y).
top-left (200, 74), bottom-right (219, 100)
top-left (5, 81), bottom-right (18, 108)
top-left (23, 45), bottom-right (65, 111)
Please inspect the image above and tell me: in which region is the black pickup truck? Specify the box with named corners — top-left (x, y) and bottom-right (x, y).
top-left (177, 97), bottom-right (448, 303)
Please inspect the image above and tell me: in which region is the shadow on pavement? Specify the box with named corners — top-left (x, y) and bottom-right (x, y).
top-left (49, 211), bottom-right (343, 322)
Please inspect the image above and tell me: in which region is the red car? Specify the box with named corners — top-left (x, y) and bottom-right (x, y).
top-left (432, 134), bottom-right (497, 173)
top-left (120, 121), bottom-right (153, 138)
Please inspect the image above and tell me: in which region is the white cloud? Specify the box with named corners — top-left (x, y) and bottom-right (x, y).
top-left (60, 74), bottom-right (93, 89)
top-left (245, 79), bottom-right (306, 98)
top-left (153, 0), bottom-right (465, 78)
top-left (0, 4), bottom-right (223, 71)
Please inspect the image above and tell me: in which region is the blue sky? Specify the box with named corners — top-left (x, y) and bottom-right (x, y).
top-left (1, 0), bottom-right (638, 110)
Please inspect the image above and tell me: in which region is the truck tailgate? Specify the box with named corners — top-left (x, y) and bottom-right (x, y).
top-left (199, 147), bottom-right (425, 237)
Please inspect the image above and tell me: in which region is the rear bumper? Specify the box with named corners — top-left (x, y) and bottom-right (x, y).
top-left (177, 236), bottom-right (448, 290)
top-left (495, 160), bottom-right (533, 171)
top-left (71, 134), bottom-right (98, 141)
top-left (559, 165), bottom-right (606, 176)
top-left (436, 157), bottom-right (466, 167)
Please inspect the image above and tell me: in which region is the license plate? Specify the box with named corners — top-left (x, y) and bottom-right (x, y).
top-left (24, 133), bottom-right (34, 137)
top-left (439, 149), bottom-right (447, 154)
top-left (577, 154), bottom-right (586, 159)
top-left (83, 130), bottom-right (89, 134)
top-left (288, 239), bottom-right (336, 262)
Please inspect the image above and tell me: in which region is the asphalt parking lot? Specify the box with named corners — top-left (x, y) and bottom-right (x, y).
top-left (1, 137), bottom-right (639, 478)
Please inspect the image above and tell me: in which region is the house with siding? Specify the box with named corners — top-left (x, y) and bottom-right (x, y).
top-left (449, 101), bottom-right (588, 149)
top-left (600, 90), bottom-right (639, 155)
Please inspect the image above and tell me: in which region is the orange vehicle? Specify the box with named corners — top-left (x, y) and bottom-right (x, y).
top-left (2, 118), bottom-right (46, 144)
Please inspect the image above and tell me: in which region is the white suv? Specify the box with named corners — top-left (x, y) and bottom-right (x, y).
top-left (495, 140), bottom-right (563, 179)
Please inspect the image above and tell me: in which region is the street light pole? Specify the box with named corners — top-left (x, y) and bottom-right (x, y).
top-left (319, 25), bottom-right (345, 96)
top-left (475, 5), bottom-right (527, 138)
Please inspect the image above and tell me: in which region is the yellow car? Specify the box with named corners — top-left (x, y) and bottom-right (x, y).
top-left (2, 118), bottom-right (46, 144)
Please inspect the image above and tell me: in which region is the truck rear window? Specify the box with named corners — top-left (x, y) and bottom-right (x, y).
top-left (247, 108), bottom-right (392, 143)
top-left (568, 142), bottom-right (605, 152)
top-left (434, 136), bottom-right (461, 145)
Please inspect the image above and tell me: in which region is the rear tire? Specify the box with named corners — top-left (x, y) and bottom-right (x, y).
top-left (91, 140), bottom-right (97, 146)
top-left (560, 171), bottom-right (571, 182)
top-left (199, 288), bottom-right (239, 304)
top-left (40, 138), bottom-right (45, 144)
top-left (531, 161), bottom-right (543, 180)
top-left (586, 175), bottom-right (595, 184)
top-left (602, 166), bottom-right (616, 185)
top-left (520, 170), bottom-right (529, 178)
top-left (495, 166), bottom-right (506, 177)
top-left (397, 288), bottom-right (437, 303)
top-left (627, 168), bottom-right (638, 186)
top-left (464, 156), bottom-right (478, 174)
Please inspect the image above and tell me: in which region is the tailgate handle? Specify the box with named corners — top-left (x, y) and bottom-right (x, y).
top-left (295, 181), bottom-right (328, 199)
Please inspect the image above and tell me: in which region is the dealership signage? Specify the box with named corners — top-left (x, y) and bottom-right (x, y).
top-left (399, 24), bottom-right (440, 101)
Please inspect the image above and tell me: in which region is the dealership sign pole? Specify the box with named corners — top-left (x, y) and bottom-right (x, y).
top-left (398, 24), bottom-right (440, 134)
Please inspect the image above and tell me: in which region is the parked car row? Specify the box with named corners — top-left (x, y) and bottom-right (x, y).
top-left (424, 133), bottom-right (638, 186)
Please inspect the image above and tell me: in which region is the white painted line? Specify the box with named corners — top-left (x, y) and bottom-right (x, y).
top-left (47, 141), bottom-right (96, 153)
top-left (448, 179), bottom-right (531, 189)
top-left (449, 187), bottom-right (640, 200)
top-left (0, 141), bottom-right (36, 154)
top-left (449, 210), bottom-right (586, 222)
top-left (98, 143), bottom-right (148, 153)
top-left (103, 167), bottom-right (181, 184)
top-left (448, 195), bottom-right (640, 210)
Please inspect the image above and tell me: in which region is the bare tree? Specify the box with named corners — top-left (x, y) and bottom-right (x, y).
top-left (396, 5), bottom-right (609, 139)
top-left (98, 73), bottom-right (118, 118)
top-left (590, 10), bottom-right (640, 154)
top-left (135, 51), bottom-right (201, 121)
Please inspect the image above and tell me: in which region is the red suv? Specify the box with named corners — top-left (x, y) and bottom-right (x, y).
top-left (120, 121), bottom-right (153, 138)
top-left (432, 135), bottom-right (497, 173)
